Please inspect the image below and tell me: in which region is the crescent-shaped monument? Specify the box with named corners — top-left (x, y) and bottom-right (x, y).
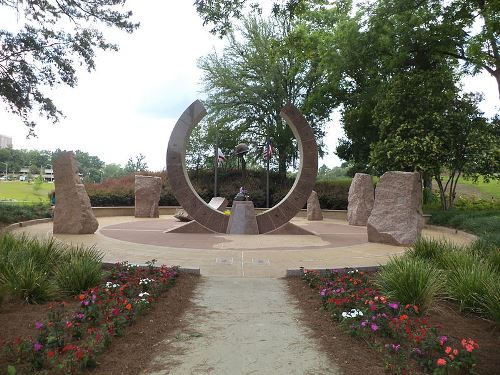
top-left (166, 100), bottom-right (318, 234)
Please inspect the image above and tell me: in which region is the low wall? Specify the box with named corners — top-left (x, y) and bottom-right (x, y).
top-left (91, 206), bottom-right (349, 220)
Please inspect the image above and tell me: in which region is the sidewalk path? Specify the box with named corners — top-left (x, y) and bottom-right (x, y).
top-left (143, 277), bottom-right (339, 375)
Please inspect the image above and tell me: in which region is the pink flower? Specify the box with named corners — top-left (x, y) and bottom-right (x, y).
top-left (35, 322), bottom-right (44, 330)
top-left (437, 358), bottom-right (446, 366)
top-left (439, 336), bottom-right (448, 346)
top-left (33, 342), bottom-right (43, 352)
top-left (388, 302), bottom-right (399, 310)
top-left (370, 323), bottom-right (378, 332)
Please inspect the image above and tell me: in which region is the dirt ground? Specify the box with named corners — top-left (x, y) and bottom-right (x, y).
top-left (0, 274), bottom-right (200, 375)
top-left (287, 277), bottom-right (500, 375)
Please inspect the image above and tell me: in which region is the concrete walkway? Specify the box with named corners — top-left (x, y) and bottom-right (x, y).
top-left (143, 277), bottom-right (338, 375)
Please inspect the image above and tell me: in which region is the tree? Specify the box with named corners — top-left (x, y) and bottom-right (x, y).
top-left (0, 0), bottom-right (138, 134)
top-left (440, 0), bottom-right (500, 97)
top-left (199, 10), bottom-right (330, 174)
top-left (124, 154), bottom-right (148, 173)
top-left (74, 150), bottom-right (105, 183)
top-left (101, 163), bottom-right (127, 181)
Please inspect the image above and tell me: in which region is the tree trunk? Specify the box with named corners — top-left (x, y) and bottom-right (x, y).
top-left (435, 176), bottom-right (449, 210)
top-left (278, 149), bottom-right (287, 177)
top-left (422, 172), bottom-right (433, 204)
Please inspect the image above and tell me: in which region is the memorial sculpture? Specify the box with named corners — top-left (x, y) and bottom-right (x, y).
top-left (347, 173), bottom-right (374, 226)
top-left (53, 151), bottom-right (99, 234)
top-left (134, 175), bottom-right (162, 218)
top-left (367, 171), bottom-right (424, 245)
top-left (166, 100), bottom-right (318, 234)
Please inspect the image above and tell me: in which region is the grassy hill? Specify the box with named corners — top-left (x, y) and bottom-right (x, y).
top-left (0, 181), bottom-right (53, 203)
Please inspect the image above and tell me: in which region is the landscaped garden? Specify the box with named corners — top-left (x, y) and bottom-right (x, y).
top-left (0, 233), bottom-right (198, 374)
top-left (289, 230), bottom-right (499, 374)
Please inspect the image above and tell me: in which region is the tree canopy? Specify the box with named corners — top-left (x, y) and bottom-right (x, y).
top-left (198, 10), bottom-right (331, 174)
top-left (0, 0), bottom-right (138, 135)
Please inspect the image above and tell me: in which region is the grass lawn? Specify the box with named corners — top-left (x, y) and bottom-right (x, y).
top-left (457, 177), bottom-right (500, 199)
top-left (0, 181), bottom-right (53, 202)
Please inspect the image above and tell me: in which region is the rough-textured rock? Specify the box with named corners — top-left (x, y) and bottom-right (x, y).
top-left (367, 171), bottom-right (424, 245)
top-left (227, 201), bottom-right (259, 234)
top-left (53, 152), bottom-right (99, 234)
top-left (307, 191), bottom-right (323, 221)
top-left (135, 176), bottom-right (162, 218)
top-left (174, 208), bottom-right (192, 222)
top-left (347, 173), bottom-right (374, 226)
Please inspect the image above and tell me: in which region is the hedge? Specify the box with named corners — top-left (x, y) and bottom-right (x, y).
top-left (85, 170), bottom-right (351, 210)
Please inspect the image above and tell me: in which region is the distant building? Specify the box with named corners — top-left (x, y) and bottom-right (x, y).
top-left (0, 134), bottom-right (12, 149)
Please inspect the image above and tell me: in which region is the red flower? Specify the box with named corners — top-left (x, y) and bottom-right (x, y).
top-left (437, 358), bottom-right (447, 366)
top-left (125, 303), bottom-right (132, 310)
top-left (48, 351), bottom-right (55, 359)
top-left (445, 346), bottom-right (452, 354)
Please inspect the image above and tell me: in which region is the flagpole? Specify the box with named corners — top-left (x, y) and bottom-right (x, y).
top-left (266, 138), bottom-right (270, 208)
top-left (214, 127), bottom-right (218, 198)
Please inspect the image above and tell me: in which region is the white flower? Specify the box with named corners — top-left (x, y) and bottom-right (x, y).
top-left (341, 309), bottom-right (364, 318)
top-left (139, 278), bottom-right (154, 285)
top-left (105, 281), bottom-right (120, 289)
top-left (138, 292), bottom-right (150, 298)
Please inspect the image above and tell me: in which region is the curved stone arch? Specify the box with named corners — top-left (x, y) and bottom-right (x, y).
top-left (166, 100), bottom-right (318, 234)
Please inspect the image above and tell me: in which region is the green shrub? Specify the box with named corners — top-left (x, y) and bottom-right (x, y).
top-left (0, 282), bottom-right (7, 306)
top-left (376, 255), bottom-right (445, 312)
top-left (407, 238), bottom-right (460, 267)
top-left (476, 277), bottom-right (500, 322)
top-left (444, 251), bottom-right (497, 312)
top-left (54, 246), bottom-right (103, 295)
top-left (0, 202), bottom-right (51, 225)
top-left (0, 258), bottom-right (59, 303)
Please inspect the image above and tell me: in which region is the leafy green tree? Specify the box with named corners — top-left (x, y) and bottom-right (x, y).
top-left (0, 0), bottom-right (138, 134)
top-left (199, 11), bottom-right (330, 174)
top-left (124, 154), bottom-right (148, 173)
top-left (74, 150), bottom-right (105, 183)
top-left (101, 163), bottom-right (127, 181)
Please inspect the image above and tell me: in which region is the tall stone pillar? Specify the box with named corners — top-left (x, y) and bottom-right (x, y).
top-left (53, 152), bottom-right (99, 234)
top-left (135, 175), bottom-right (162, 218)
top-left (347, 173), bottom-right (374, 226)
top-left (367, 171), bottom-right (424, 245)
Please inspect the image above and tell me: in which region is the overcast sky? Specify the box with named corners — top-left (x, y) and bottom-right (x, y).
top-left (0, 0), bottom-right (498, 171)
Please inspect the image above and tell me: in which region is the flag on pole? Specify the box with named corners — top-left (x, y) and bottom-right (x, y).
top-left (263, 139), bottom-right (273, 161)
top-left (217, 148), bottom-right (226, 162)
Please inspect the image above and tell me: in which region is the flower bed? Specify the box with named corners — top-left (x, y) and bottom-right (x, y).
top-left (3, 260), bottom-right (178, 374)
top-left (303, 269), bottom-right (480, 375)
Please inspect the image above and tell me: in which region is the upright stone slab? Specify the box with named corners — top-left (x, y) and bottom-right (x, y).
top-left (307, 191), bottom-right (323, 221)
top-left (53, 152), bottom-right (98, 234)
top-left (226, 201), bottom-right (259, 234)
top-left (347, 173), bottom-right (374, 226)
top-left (135, 175), bottom-right (162, 218)
top-left (367, 171), bottom-right (424, 245)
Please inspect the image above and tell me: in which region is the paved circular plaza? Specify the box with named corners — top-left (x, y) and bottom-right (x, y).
top-left (11, 216), bottom-right (475, 278)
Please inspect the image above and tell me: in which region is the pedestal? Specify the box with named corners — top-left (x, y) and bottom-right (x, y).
top-left (226, 201), bottom-right (259, 234)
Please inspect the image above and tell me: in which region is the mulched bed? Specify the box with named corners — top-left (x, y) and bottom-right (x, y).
top-left (287, 277), bottom-right (500, 375)
top-left (0, 274), bottom-right (199, 375)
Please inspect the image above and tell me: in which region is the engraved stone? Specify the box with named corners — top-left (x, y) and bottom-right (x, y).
top-left (135, 175), bottom-right (162, 218)
top-left (367, 171), bottom-right (424, 245)
top-left (347, 173), bottom-right (374, 226)
top-left (53, 151), bottom-right (98, 234)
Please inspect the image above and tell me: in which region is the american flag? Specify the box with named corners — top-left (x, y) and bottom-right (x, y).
top-left (217, 148), bottom-right (226, 162)
top-left (263, 139), bottom-right (273, 161)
